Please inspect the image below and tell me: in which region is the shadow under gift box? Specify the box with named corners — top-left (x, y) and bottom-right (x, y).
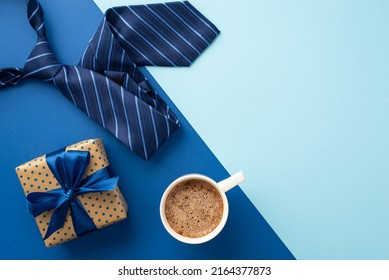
top-left (15, 139), bottom-right (128, 247)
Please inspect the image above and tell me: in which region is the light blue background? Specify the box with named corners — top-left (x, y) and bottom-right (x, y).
top-left (94, 0), bottom-right (389, 259)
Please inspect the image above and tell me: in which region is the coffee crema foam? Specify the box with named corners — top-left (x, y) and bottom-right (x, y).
top-left (165, 179), bottom-right (223, 238)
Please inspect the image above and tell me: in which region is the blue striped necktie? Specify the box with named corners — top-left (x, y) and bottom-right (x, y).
top-left (0, 0), bottom-right (219, 159)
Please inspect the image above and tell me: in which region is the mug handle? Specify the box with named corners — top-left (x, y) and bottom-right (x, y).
top-left (218, 171), bottom-right (245, 192)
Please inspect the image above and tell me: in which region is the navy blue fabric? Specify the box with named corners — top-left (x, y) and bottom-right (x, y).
top-left (0, 0), bottom-right (220, 160)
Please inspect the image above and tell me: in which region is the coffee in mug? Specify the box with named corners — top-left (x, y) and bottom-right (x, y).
top-left (164, 179), bottom-right (224, 238)
top-left (160, 172), bottom-right (245, 244)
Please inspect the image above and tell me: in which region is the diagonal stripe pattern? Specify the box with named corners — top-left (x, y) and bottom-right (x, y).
top-left (0, 0), bottom-right (220, 160)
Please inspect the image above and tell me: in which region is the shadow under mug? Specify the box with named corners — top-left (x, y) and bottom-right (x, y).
top-left (160, 171), bottom-right (245, 244)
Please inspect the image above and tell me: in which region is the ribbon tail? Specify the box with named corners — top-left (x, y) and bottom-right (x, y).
top-left (43, 196), bottom-right (68, 240)
top-left (69, 197), bottom-right (96, 237)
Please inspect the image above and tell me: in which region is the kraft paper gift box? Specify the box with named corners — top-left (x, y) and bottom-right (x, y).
top-left (15, 139), bottom-right (128, 247)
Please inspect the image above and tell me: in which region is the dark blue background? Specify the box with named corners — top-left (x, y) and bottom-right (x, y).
top-left (0, 0), bottom-right (294, 260)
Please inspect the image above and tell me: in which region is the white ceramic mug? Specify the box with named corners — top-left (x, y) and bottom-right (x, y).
top-left (160, 171), bottom-right (245, 244)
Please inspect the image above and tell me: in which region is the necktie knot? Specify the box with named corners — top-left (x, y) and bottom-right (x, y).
top-left (0, 0), bottom-right (62, 86)
top-left (21, 39), bottom-right (62, 81)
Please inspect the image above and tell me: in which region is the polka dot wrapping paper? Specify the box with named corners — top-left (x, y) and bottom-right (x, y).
top-left (15, 139), bottom-right (128, 247)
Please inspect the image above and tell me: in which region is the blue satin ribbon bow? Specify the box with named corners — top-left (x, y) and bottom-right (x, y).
top-left (26, 148), bottom-right (118, 240)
